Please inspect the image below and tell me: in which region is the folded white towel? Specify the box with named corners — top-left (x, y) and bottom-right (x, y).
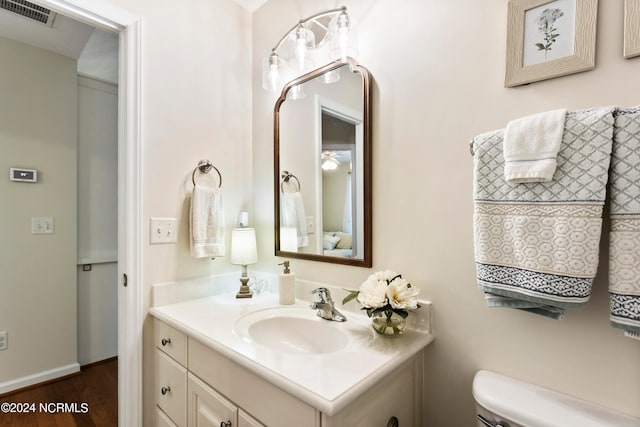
top-left (281, 191), bottom-right (309, 247)
top-left (503, 108), bottom-right (567, 183)
top-left (190, 184), bottom-right (225, 258)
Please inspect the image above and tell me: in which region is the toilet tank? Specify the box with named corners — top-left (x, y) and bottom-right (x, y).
top-left (472, 370), bottom-right (640, 427)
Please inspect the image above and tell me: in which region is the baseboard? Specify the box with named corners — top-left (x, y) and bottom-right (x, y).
top-left (0, 362), bottom-right (80, 395)
top-left (81, 356), bottom-right (117, 370)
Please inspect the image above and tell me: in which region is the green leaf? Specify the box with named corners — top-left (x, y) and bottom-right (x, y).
top-left (341, 290), bottom-right (360, 305)
top-left (535, 43), bottom-right (546, 50)
top-left (371, 306), bottom-right (389, 316)
top-left (393, 309), bottom-right (409, 319)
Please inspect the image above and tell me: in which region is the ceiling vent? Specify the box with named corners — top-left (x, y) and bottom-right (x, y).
top-left (0, 0), bottom-right (56, 27)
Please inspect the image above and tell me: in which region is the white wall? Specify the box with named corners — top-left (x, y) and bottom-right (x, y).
top-left (87, 0), bottom-right (253, 424)
top-left (252, 0), bottom-right (640, 425)
top-left (77, 76), bottom-right (118, 366)
top-left (0, 36), bottom-right (78, 388)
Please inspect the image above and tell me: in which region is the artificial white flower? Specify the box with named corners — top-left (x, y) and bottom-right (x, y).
top-left (373, 269), bottom-right (400, 282)
top-left (357, 275), bottom-right (388, 308)
top-left (386, 277), bottom-right (420, 310)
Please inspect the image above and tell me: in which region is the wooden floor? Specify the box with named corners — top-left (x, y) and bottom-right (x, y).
top-left (0, 358), bottom-right (118, 427)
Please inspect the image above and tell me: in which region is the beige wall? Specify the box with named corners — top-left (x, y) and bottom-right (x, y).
top-left (0, 37), bottom-right (78, 384)
top-left (253, 0), bottom-right (640, 425)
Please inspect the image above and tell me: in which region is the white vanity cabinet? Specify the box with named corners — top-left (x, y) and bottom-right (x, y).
top-left (153, 317), bottom-right (424, 427)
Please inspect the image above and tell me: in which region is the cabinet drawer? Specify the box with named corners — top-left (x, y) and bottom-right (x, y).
top-left (157, 350), bottom-right (187, 427)
top-left (157, 407), bottom-right (178, 427)
top-left (188, 373), bottom-right (237, 427)
top-left (155, 319), bottom-right (187, 365)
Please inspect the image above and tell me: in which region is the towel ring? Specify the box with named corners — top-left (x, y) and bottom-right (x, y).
top-left (192, 159), bottom-right (222, 188)
top-left (280, 170), bottom-right (301, 193)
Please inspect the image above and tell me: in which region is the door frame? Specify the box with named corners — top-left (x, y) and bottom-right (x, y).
top-left (39, 1), bottom-right (143, 426)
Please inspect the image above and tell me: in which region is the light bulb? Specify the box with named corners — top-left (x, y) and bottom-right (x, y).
top-left (295, 24), bottom-right (307, 69)
top-left (267, 67), bottom-right (279, 91)
top-left (337, 13), bottom-right (350, 60)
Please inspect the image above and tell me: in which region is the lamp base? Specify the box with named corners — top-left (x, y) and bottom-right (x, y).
top-left (236, 276), bottom-right (253, 299)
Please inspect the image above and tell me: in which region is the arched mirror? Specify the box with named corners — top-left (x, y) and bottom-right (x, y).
top-left (274, 58), bottom-right (371, 267)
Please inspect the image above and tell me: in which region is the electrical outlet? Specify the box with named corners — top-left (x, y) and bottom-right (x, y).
top-left (150, 218), bottom-right (178, 244)
top-left (0, 331), bottom-right (7, 351)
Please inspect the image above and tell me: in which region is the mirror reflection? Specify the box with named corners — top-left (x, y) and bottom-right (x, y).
top-left (275, 59), bottom-right (371, 267)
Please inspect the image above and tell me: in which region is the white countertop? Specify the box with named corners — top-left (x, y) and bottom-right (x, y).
top-left (149, 291), bottom-right (434, 415)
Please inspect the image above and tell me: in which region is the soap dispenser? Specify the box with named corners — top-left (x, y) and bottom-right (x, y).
top-left (278, 261), bottom-right (295, 305)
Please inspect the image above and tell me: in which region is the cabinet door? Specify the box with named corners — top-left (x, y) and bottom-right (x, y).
top-left (188, 373), bottom-right (237, 427)
top-left (238, 409), bottom-right (264, 427)
top-left (322, 354), bottom-right (423, 427)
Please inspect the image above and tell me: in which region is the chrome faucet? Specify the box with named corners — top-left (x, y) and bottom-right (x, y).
top-left (310, 287), bottom-right (347, 322)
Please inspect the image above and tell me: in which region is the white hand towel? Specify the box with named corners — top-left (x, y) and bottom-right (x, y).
top-left (190, 184), bottom-right (225, 258)
top-left (282, 191), bottom-right (309, 247)
top-left (503, 108), bottom-right (567, 183)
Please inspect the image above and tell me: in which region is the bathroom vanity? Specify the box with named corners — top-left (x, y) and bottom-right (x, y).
top-left (150, 292), bottom-right (433, 426)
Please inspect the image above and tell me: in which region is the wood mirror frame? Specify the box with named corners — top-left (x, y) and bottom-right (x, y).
top-left (274, 58), bottom-right (372, 267)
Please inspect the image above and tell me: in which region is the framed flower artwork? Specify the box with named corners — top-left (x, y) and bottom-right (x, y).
top-left (505, 0), bottom-right (598, 87)
top-left (624, 0), bottom-right (640, 58)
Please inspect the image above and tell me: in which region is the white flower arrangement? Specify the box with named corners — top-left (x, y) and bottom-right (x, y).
top-left (343, 269), bottom-right (420, 321)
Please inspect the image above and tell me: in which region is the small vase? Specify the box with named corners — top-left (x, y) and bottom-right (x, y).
top-left (371, 311), bottom-right (406, 336)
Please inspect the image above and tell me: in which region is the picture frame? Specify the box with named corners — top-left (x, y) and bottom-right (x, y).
top-left (505, 0), bottom-right (598, 87)
top-left (624, 0), bottom-right (640, 59)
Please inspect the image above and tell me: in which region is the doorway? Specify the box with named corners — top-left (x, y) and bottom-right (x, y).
top-left (0, 0), bottom-right (142, 425)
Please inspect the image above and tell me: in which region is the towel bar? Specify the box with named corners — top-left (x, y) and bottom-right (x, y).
top-left (280, 170), bottom-right (301, 193)
top-left (192, 159), bottom-right (222, 187)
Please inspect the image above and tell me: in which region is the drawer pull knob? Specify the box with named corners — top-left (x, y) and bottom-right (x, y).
top-left (161, 386), bottom-right (171, 395)
top-left (161, 338), bottom-right (171, 346)
top-left (220, 421), bottom-right (232, 427)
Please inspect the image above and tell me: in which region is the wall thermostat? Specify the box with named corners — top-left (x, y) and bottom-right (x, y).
top-left (9, 168), bottom-right (38, 183)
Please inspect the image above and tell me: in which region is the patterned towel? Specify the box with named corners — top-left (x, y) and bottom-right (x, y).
top-left (473, 107), bottom-right (615, 319)
top-left (609, 107), bottom-right (640, 333)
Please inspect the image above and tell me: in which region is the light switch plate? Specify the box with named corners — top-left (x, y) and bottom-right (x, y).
top-left (0, 331), bottom-right (7, 351)
top-left (31, 217), bottom-right (54, 234)
top-left (150, 218), bottom-right (178, 244)
top-left (306, 216), bottom-right (315, 234)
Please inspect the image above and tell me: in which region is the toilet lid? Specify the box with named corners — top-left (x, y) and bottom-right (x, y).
top-left (472, 370), bottom-right (640, 427)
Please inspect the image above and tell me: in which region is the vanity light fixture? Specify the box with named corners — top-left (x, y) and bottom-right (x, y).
top-left (261, 5), bottom-right (358, 93)
top-left (230, 225), bottom-right (258, 299)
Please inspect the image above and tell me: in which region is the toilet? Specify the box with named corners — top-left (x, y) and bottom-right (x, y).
top-left (473, 370), bottom-right (640, 427)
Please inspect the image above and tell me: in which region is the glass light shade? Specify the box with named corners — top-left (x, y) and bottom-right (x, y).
top-left (321, 68), bottom-right (341, 84)
top-left (329, 11), bottom-right (358, 61)
top-left (292, 25), bottom-right (316, 70)
top-left (322, 157), bottom-right (339, 171)
top-left (286, 84), bottom-right (306, 101)
top-left (262, 52), bottom-right (282, 92)
top-left (230, 228), bottom-right (258, 265)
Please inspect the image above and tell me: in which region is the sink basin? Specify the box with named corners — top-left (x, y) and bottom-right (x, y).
top-left (233, 307), bottom-right (350, 354)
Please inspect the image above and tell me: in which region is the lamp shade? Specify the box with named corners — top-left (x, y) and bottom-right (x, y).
top-left (230, 228), bottom-right (258, 265)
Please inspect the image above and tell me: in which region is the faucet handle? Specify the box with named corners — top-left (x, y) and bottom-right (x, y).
top-left (311, 287), bottom-right (331, 303)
